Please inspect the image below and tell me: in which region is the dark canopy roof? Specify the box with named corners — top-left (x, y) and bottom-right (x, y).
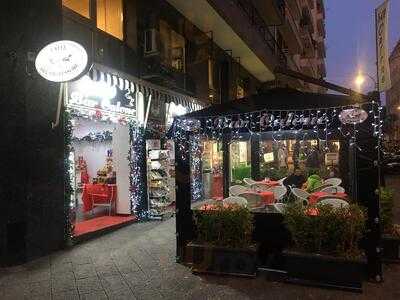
top-left (182, 88), bottom-right (364, 119)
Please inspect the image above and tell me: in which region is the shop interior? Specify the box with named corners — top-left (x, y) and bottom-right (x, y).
top-left (70, 117), bottom-right (134, 237)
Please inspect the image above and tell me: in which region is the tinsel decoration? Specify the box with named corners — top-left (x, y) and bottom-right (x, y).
top-left (189, 135), bottom-right (203, 202)
top-left (63, 110), bottom-right (74, 243)
top-left (129, 124), bottom-right (148, 219)
top-left (72, 130), bottom-right (113, 143)
top-left (170, 101), bottom-right (382, 161)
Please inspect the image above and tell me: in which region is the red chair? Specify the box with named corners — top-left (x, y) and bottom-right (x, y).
top-left (89, 184), bottom-right (117, 216)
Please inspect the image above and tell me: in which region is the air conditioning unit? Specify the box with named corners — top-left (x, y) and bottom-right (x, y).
top-left (144, 29), bottom-right (160, 56)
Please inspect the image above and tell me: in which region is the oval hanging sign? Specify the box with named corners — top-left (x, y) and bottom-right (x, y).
top-left (339, 108), bottom-right (368, 125)
top-left (35, 40), bottom-right (88, 82)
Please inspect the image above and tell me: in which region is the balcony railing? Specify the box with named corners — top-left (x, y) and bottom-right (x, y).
top-left (234, 0), bottom-right (288, 66)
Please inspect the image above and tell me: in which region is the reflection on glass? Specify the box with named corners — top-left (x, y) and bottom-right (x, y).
top-left (202, 141), bottom-right (223, 200)
top-left (260, 138), bottom-right (341, 181)
top-left (229, 141), bottom-right (251, 185)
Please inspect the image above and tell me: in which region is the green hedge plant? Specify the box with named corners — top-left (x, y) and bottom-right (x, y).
top-left (284, 203), bottom-right (366, 259)
top-left (194, 205), bottom-right (254, 249)
top-left (378, 186), bottom-right (399, 236)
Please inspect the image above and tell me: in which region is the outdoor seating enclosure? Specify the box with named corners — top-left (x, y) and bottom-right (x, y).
top-left (170, 88), bottom-right (382, 280)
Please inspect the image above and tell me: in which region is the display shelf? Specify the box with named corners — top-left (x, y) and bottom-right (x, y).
top-left (146, 140), bottom-right (175, 220)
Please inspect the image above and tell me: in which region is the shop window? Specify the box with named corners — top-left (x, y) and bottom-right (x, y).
top-left (159, 20), bottom-right (185, 72)
top-left (62, 0), bottom-right (90, 18)
top-left (260, 137), bottom-right (341, 182)
top-left (96, 0), bottom-right (124, 40)
top-left (229, 141), bottom-right (251, 186)
top-left (202, 141), bottom-right (223, 200)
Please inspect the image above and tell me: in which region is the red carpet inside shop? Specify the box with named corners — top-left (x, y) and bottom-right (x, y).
top-left (74, 215), bottom-right (136, 237)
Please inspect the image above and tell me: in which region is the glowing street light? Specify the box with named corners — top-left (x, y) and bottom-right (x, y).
top-left (354, 73), bottom-right (366, 88)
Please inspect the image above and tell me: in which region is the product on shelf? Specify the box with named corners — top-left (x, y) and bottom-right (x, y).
top-left (146, 140), bottom-right (175, 219)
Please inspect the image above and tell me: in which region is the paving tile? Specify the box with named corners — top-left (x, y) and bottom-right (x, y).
top-left (73, 263), bottom-right (97, 279)
top-left (28, 280), bottom-right (51, 295)
top-left (122, 271), bottom-right (149, 289)
top-left (116, 261), bottom-right (141, 274)
top-left (51, 262), bottom-right (74, 274)
top-left (107, 289), bottom-right (138, 300)
top-left (52, 277), bottom-right (77, 293)
top-left (52, 290), bottom-right (80, 300)
top-left (1, 283), bottom-right (29, 299)
top-left (76, 276), bottom-right (103, 295)
top-left (71, 257), bottom-right (92, 266)
top-left (132, 288), bottom-right (163, 300)
top-left (100, 274), bottom-right (129, 293)
top-left (29, 268), bottom-right (51, 282)
top-left (95, 264), bottom-right (120, 277)
top-left (79, 290), bottom-right (108, 300)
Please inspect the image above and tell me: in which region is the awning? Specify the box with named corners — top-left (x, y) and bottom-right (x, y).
top-left (88, 63), bottom-right (205, 112)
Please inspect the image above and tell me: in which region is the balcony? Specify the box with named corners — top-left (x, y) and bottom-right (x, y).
top-left (316, 18), bottom-right (326, 38)
top-left (251, 0), bottom-right (285, 25)
top-left (166, 0), bottom-right (291, 82)
top-left (317, 62), bottom-right (326, 78)
top-left (316, 0), bottom-right (325, 18)
top-left (285, 0), bottom-right (302, 20)
top-left (300, 58), bottom-right (317, 78)
top-left (140, 56), bottom-right (196, 95)
top-left (316, 41), bottom-right (326, 58)
top-left (278, 1), bottom-right (303, 54)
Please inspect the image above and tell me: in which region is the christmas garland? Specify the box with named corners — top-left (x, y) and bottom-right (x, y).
top-left (63, 111), bottom-right (74, 244)
top-left (72, 130), bottom-right (113, 143)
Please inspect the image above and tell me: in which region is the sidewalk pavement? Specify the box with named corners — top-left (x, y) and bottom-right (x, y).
top-left (1, 217), bottom-right (400, 300)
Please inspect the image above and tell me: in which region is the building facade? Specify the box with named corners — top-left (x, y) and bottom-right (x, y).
top-left (0, 0), bottom-right (327, 265)
top-left (386, 40), bottom-right (400, 140)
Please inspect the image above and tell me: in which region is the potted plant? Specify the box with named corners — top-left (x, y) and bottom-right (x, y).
top-left (283, 203), bottom-right (367, 291)
top-left (379, 187), bottom-right (400, 262)
top-left (186, 204), bottom-right (257, 277)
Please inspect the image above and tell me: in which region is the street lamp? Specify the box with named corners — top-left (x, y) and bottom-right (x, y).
top-left (354, 71), bottom-right (378, 91)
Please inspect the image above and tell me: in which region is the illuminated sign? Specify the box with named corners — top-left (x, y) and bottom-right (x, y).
top-left (263, 152), bottom-right (274, 163)
top-left (35, 40), bottom-right (88, 82)
top-left (66, 75), bottom-right (137, 123)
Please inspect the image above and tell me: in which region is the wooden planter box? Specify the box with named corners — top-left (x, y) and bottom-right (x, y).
top-left (382, 234), bottom-right (400, 262)
top-left (283, 250), bottom-right (366, 292)
top-left (186, 242), bottom-right (257, 277)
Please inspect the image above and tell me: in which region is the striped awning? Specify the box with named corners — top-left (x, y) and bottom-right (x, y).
top-left (88, 64), bottom-right (204, 112)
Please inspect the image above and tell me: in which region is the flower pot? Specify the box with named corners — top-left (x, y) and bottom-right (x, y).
top-left (382, 234), bottom-right (400, 262)
top-left (186, 242), bottom-right (257, 277)
top-left (283, 250), bottom-right (366, 292)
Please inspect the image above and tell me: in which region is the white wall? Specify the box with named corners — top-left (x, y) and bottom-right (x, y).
top-left (112, 124), bottom-right (131, 214)
top-left (72, 119), bottom-right (115, 179)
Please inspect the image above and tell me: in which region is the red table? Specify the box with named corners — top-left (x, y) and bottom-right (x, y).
top-left (257, 180), bottom-right (280, 187)
top-left (82, 184), bottom-right (117, 212)
top-left (308, 191), bottom-right (347, 205)
top-left (250, 191), bottom-right (275, 204)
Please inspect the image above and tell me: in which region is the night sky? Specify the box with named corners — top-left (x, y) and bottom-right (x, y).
top-left (325, 0), bottom-right (400, 95)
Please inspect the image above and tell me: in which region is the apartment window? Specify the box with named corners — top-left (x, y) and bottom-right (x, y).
top-left (159, 20), bottom-right (185, 72)
top-left (62, 0), bottom-right (90, 18)
top-left (97, 0), bottom-right (124, 40)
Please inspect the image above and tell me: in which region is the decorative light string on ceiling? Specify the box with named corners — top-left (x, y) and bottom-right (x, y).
top-left (170, 101), bottom-right (383, 161)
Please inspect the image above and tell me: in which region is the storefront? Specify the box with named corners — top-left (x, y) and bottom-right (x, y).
top-left (170, 88), bottom-right (383, 290)
top-left (65, 63), bottom-right (203, 239)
